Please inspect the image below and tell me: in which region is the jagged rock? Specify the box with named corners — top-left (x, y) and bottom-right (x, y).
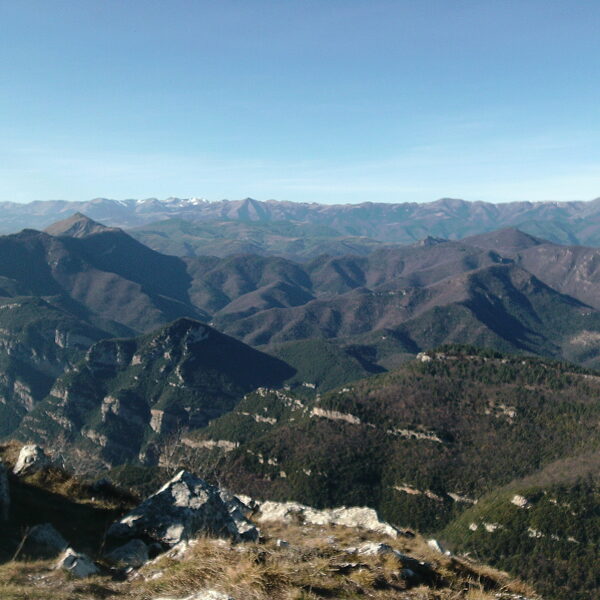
top-left (256, 500), bottom-right (400, 537)
top-left (254, 500), bottom-right (305, 523)
top-left (153, 591), bottom-right (235, 600)
top-left (108, 470), bottom-right (259, 547)
top-left (0, 463), bottom-right (9, 520)
top-left (234, 493), bottom-right (258, 511)
top-left (13, 444), bottom-right (50, 476)
top-left (25, 523), bottom-right (68, 558)
top-left (220, 489), bottom-right (255, 519)
top-left (56, 548), bottom-right (99, 578)
top-left (219, 489), bottom-right (258, 541)
top-left (105, 539), bottom-right (149, 568)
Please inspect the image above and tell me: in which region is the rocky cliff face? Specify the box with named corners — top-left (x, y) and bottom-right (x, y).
top-left (0, 297), bottom-right (118, 438)
top-left (14, 318), bottom-right (294, 468)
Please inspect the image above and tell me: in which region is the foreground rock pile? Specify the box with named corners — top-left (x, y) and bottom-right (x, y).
top-left (0, 446), bottom-right (541, 599)
top-left (108, 470), bottom-right (259, 548)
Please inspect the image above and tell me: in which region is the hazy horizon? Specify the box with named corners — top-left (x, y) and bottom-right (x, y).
top-left (2, 1), bottom-right (599, 204)
top-left (3, 194), bottom-right (600, 207)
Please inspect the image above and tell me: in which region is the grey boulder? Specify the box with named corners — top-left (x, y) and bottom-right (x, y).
top-left (13, 444), bottom-right (50, 476)
top-left (108, 470), bottom-right (259, 547)
top-left (56, 548), bottom-right (99, 578)
top-left (104, 538), bottom-right (149, 568)
top-left (219, 489), bottom-right (259, 541)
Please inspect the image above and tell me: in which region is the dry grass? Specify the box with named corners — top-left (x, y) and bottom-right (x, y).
top-left (0, 520), bottom-right (540, 600)
top-left (123, 521), bottom-right (539, 600)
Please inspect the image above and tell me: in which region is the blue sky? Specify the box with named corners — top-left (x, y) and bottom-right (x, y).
top-left (1, 0), bottom-right (599, 204)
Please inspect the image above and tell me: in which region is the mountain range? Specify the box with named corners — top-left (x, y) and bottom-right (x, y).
top-left (2, 213), bottom-right (600, 411)
top-left (2, 207), bottom-right (600, 598)
top-left (4, 196), bottom-right (600, 250)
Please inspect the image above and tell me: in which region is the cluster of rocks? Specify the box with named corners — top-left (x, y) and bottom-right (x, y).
top-left (1, 444), bottom-right (261, 579)
top-left (50, 469), bottom-right (259, 578)
top-left (103, 469), bottom-right (259, 571)
top-left (0, 458), bottom-right (261, 578)
top-left (249, 498), bottom-right (410, 538)
top-left (3, 443), bottom-right (433, 598)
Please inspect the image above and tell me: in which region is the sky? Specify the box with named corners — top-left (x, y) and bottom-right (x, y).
top-left (1, 0), bottom-right (599, 205)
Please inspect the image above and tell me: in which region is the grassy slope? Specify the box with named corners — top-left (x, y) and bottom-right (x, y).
top-left (0, 458), bottom-right (537, 600)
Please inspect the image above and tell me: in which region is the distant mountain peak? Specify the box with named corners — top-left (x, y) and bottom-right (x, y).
top-left (414, 235), bottom-right (447, 247)
top-left (146, 316), bottom-right (210, 343)
top-left (44, 213), bottom-right (119, 238)
top-left (462, 227), bottom-right (546, 253)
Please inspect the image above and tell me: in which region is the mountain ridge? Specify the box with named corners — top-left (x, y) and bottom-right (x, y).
top-left (3, 196), bottom-right (600, 247)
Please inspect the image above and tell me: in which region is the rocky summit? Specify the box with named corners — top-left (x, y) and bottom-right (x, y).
top-left (107, 470), bottom-right (259, 547)
top-left (0, 452), bottom-right (538, 599)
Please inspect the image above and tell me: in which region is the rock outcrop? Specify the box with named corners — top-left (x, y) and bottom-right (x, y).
top-left (219, 489), bottom-right (258, 541)
top-left (13, 444), bottom-right (50, 476)
top-left (56, 548), bottom-right (99, 578)
top-left (108, 471), bottom-right (259, 547)
top-left (255, 500), bottom-right (402, 538)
